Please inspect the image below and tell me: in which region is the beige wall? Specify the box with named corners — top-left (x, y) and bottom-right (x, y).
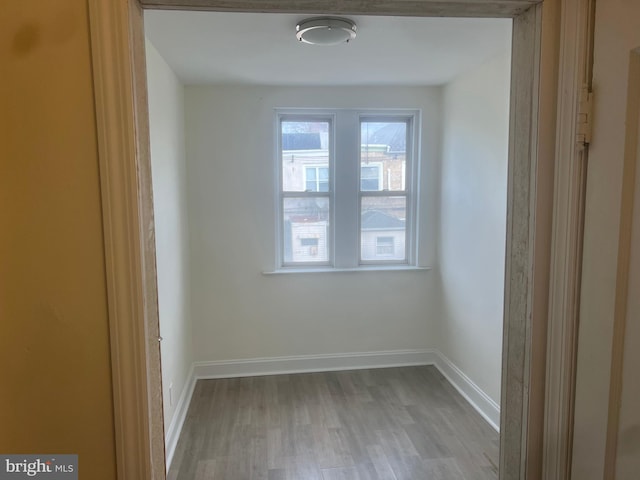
top-left (0, 1), bottom-right (117, 478)
top-left (572, 1), bottom-right (640, 477)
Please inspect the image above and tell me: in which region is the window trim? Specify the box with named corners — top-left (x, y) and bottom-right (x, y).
top-left (275, 108), bottom-right (420, 270)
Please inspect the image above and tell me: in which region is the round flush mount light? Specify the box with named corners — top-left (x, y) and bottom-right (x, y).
top-left (295, 17), bottom-right (357, 45)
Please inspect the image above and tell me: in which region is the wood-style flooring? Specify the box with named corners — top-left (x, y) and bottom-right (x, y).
top-left (168, 366), bottom-right (498, 480)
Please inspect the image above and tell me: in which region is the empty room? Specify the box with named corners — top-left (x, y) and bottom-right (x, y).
top-left (144, 10), bottom-right (511, 479)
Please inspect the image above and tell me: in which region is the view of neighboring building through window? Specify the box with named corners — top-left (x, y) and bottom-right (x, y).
top-left (280, 118), bottom-right (331, 265)
top-left (359, 119), bottom-right (408, 262)
top-left (278, 111), bottom-right (417, 268)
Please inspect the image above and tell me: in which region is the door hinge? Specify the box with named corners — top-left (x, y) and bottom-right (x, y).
top-left (577, 85), bottom-right (593, 146)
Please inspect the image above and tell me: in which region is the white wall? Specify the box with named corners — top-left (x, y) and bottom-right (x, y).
top-left (146, 40), bottom-right (193, 428)
top-left (185, 86), bottom-right (441, 362)
top-left (438, 50), bottom-right (511, 404)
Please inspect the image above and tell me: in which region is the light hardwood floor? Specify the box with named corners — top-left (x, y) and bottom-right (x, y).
top-left (168, 366), bottom-right (498, 479)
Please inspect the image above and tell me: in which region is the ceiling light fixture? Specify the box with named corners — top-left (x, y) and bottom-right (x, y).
top-left (295, 17), bottom-right (357, 45)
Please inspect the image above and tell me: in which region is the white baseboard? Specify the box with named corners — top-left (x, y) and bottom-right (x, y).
top-left (433, 351), bottom-right (501, 431)
top-left (166, 348), bottom-right (499, 469)
top-left (192, 349), bottom-right (499, 430)
top-left (193, 349), bottom-right (438, 379)
top-left (165, 364), bottom-right (196, 472)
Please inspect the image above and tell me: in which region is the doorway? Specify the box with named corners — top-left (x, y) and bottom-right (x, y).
top-left (87, 1), bottom-right (551, 479)
top-left (144, 10), bottom-right (511, 478)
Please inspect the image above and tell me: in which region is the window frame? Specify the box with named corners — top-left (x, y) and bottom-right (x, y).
top-left (275, 109), bottom-right (420, 270)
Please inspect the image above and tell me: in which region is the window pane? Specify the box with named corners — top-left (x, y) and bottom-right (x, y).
top-left (361, 196), bottom-right (406, 262)
top-left (282, 121), bottom-right (329, 192)
top-left (360, 121), bottom-right (407, 191)
top-left (283, 197), bottom-right (330, 263)
top-left (360, 165), bottom-right (381, 191)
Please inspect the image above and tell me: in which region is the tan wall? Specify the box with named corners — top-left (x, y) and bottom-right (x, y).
top-left (0, 1), bottom-right (117, 478)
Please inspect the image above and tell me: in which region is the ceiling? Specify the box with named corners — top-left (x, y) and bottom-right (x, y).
top-left (144, 11), bottom-right (511, 87)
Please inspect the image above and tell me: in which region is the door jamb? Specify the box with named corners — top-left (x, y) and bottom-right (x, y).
top-left (88, 1), bottom-right (165, 478)
top-left (542, 1), bottom-right (595, 479)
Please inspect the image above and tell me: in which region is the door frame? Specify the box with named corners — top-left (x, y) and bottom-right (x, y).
top-left (543, 1), bottom-right (595, 479)
top-left (87, 0), bottom-right (588, 478)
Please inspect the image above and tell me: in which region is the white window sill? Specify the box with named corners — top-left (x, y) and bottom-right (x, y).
top-left (262, 265), bottom-right (432, 275)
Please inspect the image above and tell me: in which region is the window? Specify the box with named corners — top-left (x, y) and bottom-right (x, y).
top-left (304, 166), bottom-right (329, 192)
top-left (298, 236), bottom-right (320, 259)
top-left (277, 110), bottom-right (419, 269)
top-left (360, 163), bottom-right (383, 191)
top-left (376, 236), bottom-right (395, 255)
